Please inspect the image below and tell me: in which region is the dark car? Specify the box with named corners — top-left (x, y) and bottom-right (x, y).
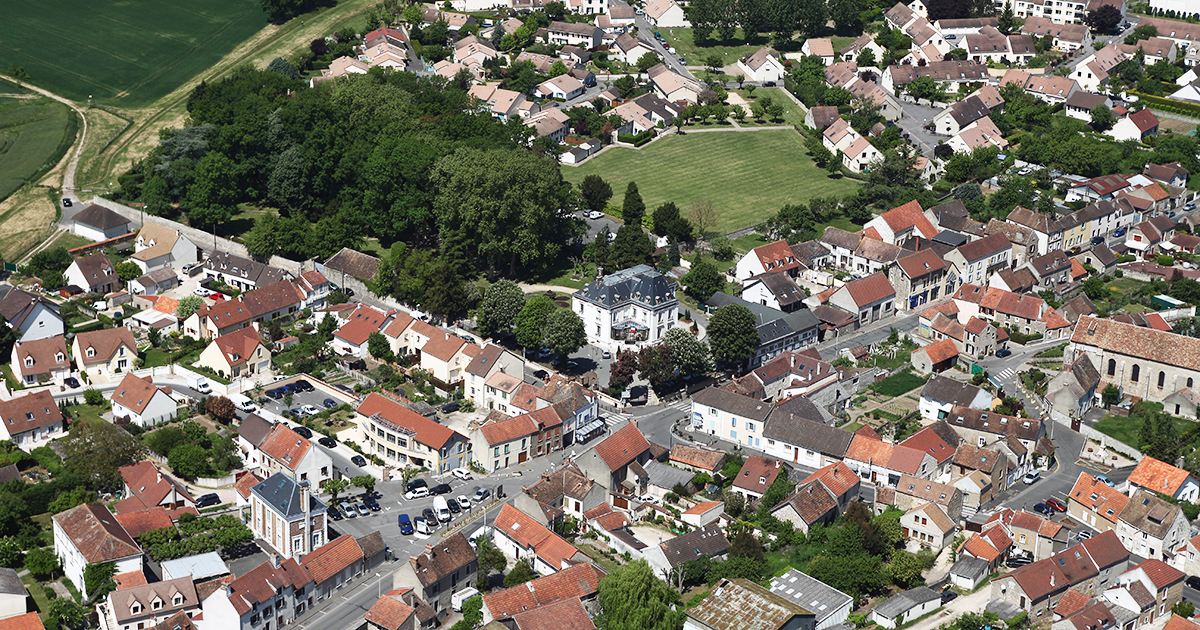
top-left (318, 436), bottom-right (337, 448)
top-left (1091, 236), bottom-right (1105, 245)
top-left (351, 455), bottom-right (368, 467)
top-left (1006, 555), bottom-right (1033, 568)
top-left (422, 508), bottom-right (438, 523)
top-left (295, 380), bottom-right (314, 392)
top-left (323, 398), bottom-right (338, 409)
top-left (62, 198), bottom-right (72, 207)
top-left (407, 479), bottom-right (428, 492)
top-left (363, 496), bottom-right (381, 512)
top-left (762, 81), bottom-right (776, 87)
top-left (996, 348), bottom-right (1012, 357)
top-left (329, 505), bottom-right (344, 521)
top-left (940, 591), bottom-right (958, 604)
top-left (442, 402), bottom-right (459, 413)
top-left (446, 498), bottom-right (461, 514)
top-left (195, 493), bottom-right (221, 508)
top-left (1034, 503), bottom-right (1054, 516)
top-left (1186, 576), bottom-right (1200, 590)
top-left (398, 514), bottom-right (413, 534)
top-left (1046, 498), bottom-right (1067, 512)
top-left (266, 388), bottom-right (283, 399)
top-left (64, 376), bottom-right (80, 389)
top-left (431, 483), bottom-right (452, 496)
top-left (293, 426), bottom-right (313, 439)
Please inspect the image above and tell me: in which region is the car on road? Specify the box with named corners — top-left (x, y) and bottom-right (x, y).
top-left (457, 495), bottom-right (471, 511)
top-left (1186, 576), bottom-right (1200, 590)
top-left (292, 425), bottom-right (313, 438)
top-left (1187, 202), bottom-right (1196, 210)
top-left (446, 498), bottom-right (461, 514)
top-left (323, 398), bottom-right (338, 409)
top-left (301, 405), bottom-right (320, 416)
top-left (1096, 475), bottom-right (1115, 487)
top-left (1067, 246), bottom-right (1081, 255)
top-left (452, 468), bottom-right (473, 481)
top-left (64, 376), bottom-right (80, 389)
top-left (351, 455), bottom-right (368, 467)
top-left (585, 210), bottom-right (605, 219)
top-left (340, 501), bottom-right (357, 518)
top-left (329, 505), bottom-right (344, 521)
top-left (442, 402), bottom-right (460, 413)
top-left (638, 494), bottom-right (658, 505)
top-left (1033, 503), bottom-right (1054, 516)
top-left (1091, 236), bottom-right (1105, 245)
top-left (1046, 498), bottom-right (1067, 512)
top-left (601, 349), bottom-right (611, 359)
top-left (193, 288), bottom-right (212, 297)
top-left (364, 496), bottom-right (381, 512)
top-left (354, 502), bottom-right (370, 517)
top-left (62, 198), bottom-right (72, 207)
top-left (195, 493), bottom-right (221, 508)
top-left (422, 508), bottom-right (438, 523)
top-left (318, 436), bottom-right (337, 448)
top-left (431, 483), bottom-right (452, 496)
top-left (996, 348), bottom-right (1012, 357)
top-left (1169, 210), bottom-right (1177, 218)
top-left (473, 487), bottom-right (491, 502)
top-left (1024, 471), bottom-right (1041, 485)
top-left (398, 514), bottom-right (413, 534)
top-left (405, 487), bottom-right (430, 500)
top-left (762, 81), bottom-right (776, 87)
top-left (940, 591), bottom-right (958, 604)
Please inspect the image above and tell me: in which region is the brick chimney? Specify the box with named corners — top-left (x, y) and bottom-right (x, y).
top-left (300, 480), bottom-right (312, 555)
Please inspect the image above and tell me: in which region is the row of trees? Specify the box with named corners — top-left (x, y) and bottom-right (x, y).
top-left (136, 513), bottom-right (255, 562)
top-left (474, 282), bottom-right (588, 358)
top-left (685, 0), bottom-right (866, 45)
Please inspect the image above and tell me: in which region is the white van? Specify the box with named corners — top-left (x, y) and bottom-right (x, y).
top-left (433, 496), bottom-right (452, 523)
top-left (230, 393), bottom-right (256, 413)
top-left (452, 587), bottom-right (480, 612)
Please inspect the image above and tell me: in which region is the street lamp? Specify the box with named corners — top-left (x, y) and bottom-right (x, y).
top-left (377, 572), bottom-right (382, 599)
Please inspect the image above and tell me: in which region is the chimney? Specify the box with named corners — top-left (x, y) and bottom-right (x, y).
top-left (300, 480), bottom-right (312, 555)
top-left (426, 544), bottom-right (435, 556)
top-left (157, 471), bottom-right (162, 483)
top-left (596, 266), bottom-right (604, 281)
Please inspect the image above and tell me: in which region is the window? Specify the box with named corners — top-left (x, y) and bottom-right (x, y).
top-left (1189, 378), bottom-right (1194, 389)
top-left (1108, 359), bottom-right (1116, 376)
top-left (1158, 371), bottom-right (1166, 389)
top-left (1132, 364), bottom-right (1140, 382)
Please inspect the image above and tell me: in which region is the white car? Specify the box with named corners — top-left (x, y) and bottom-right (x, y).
top-left (457, 495), bottom-right (471, 510)
top-left (405, 487), bottom-right (430, 500)
top-left (1023, 471), bottom-right (1041, 485)
top-left (452, 468), bottom-right (473, 481)
top-left (193, 288), bottom-right (212, 296)
top-left (585, 210), bottom-right (605, 220)
top-left (301, 405), bottom-right (320, 415)
top-left (638, 494), bottom-right (659, 505)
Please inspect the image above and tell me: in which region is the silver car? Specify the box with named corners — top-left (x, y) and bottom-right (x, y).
top-left (339, 501), bottom-right (357, 518)
top-left (354, 502), bottom-right (370, 517)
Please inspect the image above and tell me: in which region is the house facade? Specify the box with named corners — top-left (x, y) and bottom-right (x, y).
top-left (572, 265), bottom-right (678, 347)
top-left (249, 473), bottom-right (327, 559)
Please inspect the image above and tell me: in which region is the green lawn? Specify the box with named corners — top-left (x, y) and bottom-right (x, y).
top-left (64, 404), bottom-right (105, 424)
top-left (0, 97), bottom-right (77, 202)
top-left (830, 36), bottom-right (857, 53)
top-left (1094, 413), bottom-right (1196, 447)
top-left (0, 0), bottom-right (268, 107)
top-left (141, 347), bottom-right (171, 368)
top-left (870, 371), bottom-right (928, 397)
top-left (656, 28), bottom-right (773, 69)
top-left (733, 88), bottom-right (807, 127)
top-left (563, 131), bottom-right (859, 235)
top-left (47, 230), bottom-right (93, 252)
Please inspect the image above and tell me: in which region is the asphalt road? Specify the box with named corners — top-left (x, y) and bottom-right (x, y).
top-left (894, 100), bottom-right (943, 158)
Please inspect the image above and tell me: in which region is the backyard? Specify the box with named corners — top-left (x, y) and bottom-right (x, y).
top-left (656, 28), bottom-right (772, 70)
top-left (562, 130), bottom-right (860, 234)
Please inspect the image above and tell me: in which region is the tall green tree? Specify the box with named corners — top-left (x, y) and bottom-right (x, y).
top-left (651, 202), bottom-right (692, 243)
top-left (638, 345), bottom-right (676, 393)
top-left (477, 280), bottom-right (526, 338)
top-left (681, 259), bottom-right (723, 301)
top-left (998, 0), bottom-right (1016, 33)
top-left (622, 182), bottom-right (646, 225)
top-left (580, 175), bottom-right (614, 213)
top-left (596, 559), bottom-right (685, 630)
top-left (612, 225), bottom-right (655, 270)
top-left (61, 420), bottom-right (146, 491)
top-left (515, 295), bottom-right (556, 349)
top-left (664, 328), bottom-right (711, 376)
top-left (706, 304), bottom-right (758, 367)
top-left (543, 308), bottom-right (587, 358)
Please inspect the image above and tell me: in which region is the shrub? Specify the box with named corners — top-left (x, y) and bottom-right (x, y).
top-left (1157, 254), bottom-right (1176, 267)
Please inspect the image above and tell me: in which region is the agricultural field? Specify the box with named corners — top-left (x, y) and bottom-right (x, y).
top-left (562, 130), bottom-right (860, 234)
top-left (0, 95), bottom-right (77, 202)
top-left (0, 0), bottom-right (268, 107)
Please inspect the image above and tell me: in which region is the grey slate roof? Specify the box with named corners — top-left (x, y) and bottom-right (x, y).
top-left (660, 522), bottom-right (729, 568)
top-left (762, 411), bottom-right (853, 457)
top-left (791, 240), bottom-right (831, 267)
top-left (574, 264), bottom-right (676, 310)
top-left (643, 460), bottom-right (695, 491)
top-left (73, 205), bottom-right (131, 231)
top-left (0, 568), bottom-right (26, 596)
top-left (770, 569), bottom-right (853, 624)
top-left (250, 472), bottom-right (326, 518)
top-left (752, 272), bottom-right (806, 309)
top-left (204, 251), bottom-right (291, 286)
top-left (873, 586), bottom-right (940, 620)
top-left (705, 293), bottom-right (819, 345)
top-left (951, 556), bottom-right (990, 582)
top-left (238, 413), bottom-right (274, 449)
top-left (692, 387), bottom-right (773, 421)
top-left (920, 375), bottom-right (987, 407)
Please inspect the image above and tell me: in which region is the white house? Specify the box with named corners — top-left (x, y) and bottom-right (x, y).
top-left (64, 253), bottom-right (119, 296)
top-left (735, 238), bottom-right (804, 281)
top-left (130, 222), bottom-right (199, 273)
top-left (918, 375), bottom-right (992, 421)
top-left (842, 137), bottom-right (882, 173)
top-left (0, 390), bottom-right (67, 451)
top-left (110, 373), bottom-right (178, 427)
top-left (10, 335), bottom-right (71, 387)
top-left (572, 264), bottom-right (678, 347)
top-left (1109, 109), bottom-right (1160, 143)
top-left (52, 504), bottom-right (143, 599)
top-left (737, 48), bottom-right (786, 83)
top-left (690, 387), bottom-right (773, 450)
top-left (0, 288), bottom-right (64, 343)
top-left (249, 473), bottom-right (327, 559)
top-left (535, 74), bottom-right (585, 100)
top-left (1127, 456), bottom-right (1200, 503)
top-left (870, 586), bottom-right (941, 629)
top-left (199, 558), bottom-right (314, 630)
top-left (644, 0), bottom-right (688, 27)
top-left (71, 204), bottom-right (132, 242)
top-left (196, 326), bottom-right (272, 380)
top-left (250, 423), bottom-right (335, 488)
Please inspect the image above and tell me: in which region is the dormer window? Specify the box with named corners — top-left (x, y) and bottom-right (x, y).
top-left (152, 598), bottom-right (163, 610)
top-left (87, 348), bottom-right (95, 358)
top-left (23, 357), bottom-right (32, 367)
top-left (173, 593), bottom-right (183, 605)
top-left (131, 603), bottom-right (142, 615)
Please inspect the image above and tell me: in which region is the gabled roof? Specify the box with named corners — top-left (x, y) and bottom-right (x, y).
top-left (916, 338), bottom-right (959, 364)
top-left (119, 460), bottom-right (195, 510)
top-left (494, 504), bottom-right (582, 570)
top-left (762, 411), bottom-right (853, 458)
top-left (1069, 472), bottom-right (1129, 524)
top-left (896, 249), bottom-right (945, 280)
top-left (954, 232), bottom-right (1011, 262)
top-left (258, 423), bottom-right (312, 471)
top-left (801, 461), bottom-right (858, 498)
top-left (660, 522), bottom-right (729, 568)
top-left (0, 390), bottom-right (63, 434)
top-left (302, 535), bottom-right (364, 585)
top-left (406, 533), bottom-right (476, 588)
top-left (1127, 108), bottom-right (1160, 132)
top-left (881, 201), bottom-right (938, 239)
top-left (225, 559), bottom-right (312, 615)
top-left (237, 413), bottom-right (273, 449)
top-left (732, 455), bottom-right (786, 495)
top-left (52, 504), bottom-right (141, 563)
top-left (512, 596), bottom-right (595, 630)
top-left (209, 326), bottom-right (263, 368)
top-left (480, 413), bottom-right (539, 446)
top-left (837, 272), bottom-right (896, 308)
top-left (1120, 489), bottom-right (1183, 540)
top-left (323, 247), bottom-right (380, 281)
top-left (334, 305), bottom-right (390, 346)
top-left (592, 423), bottom-right (651, 472)
top-left (670, 444), bottom-right (725, 472)
top-left (75, 327), bottom-right (137, 363)
top-left (909, 502), bottom-right (955, 534)
top-left (688, 578), bottom-right (811, 630)
top-left (1128, 456), bottom-right (1194, 496)
top-left (113, 507), bottom-right (174, 539)
top-left (357, 392), bottom-right (463, 450)
top-left (482, 563), bottom-right (603, 620)
top-left (364, 595), bottom-right (416, 630)
top-left (900, 427), bottom-right (956, 466)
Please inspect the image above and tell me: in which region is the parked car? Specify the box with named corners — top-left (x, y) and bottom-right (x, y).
top-left (1046, 498), bottom-right (1067, 512)
top-left (405, 487), bottom-right (430, 501)
top-left (940, 591), bottom-right (958, 604)
top-left (1034, 503), bottom-right (1054, 516)
top-left (288, 408), bottom-right (305, 419)
top-left (292, 426), bottom-right (313, 439)
top-left (329, 505), bottom-right (344, 521)
top-left (601, 349), bottom-right (611, 359)
top-left (1076, 530), bottom-right (1092, 540)
top-left (414, 516), bottom-right (431, 535)
top-left (322, 398), bottom-right (338, 409)
top-left (318, 436), bottom-right (337, 448)
top-left (351, 455), bottom-right (368, 467)
top-left (585, 210), bottom-right (605, 219)
top-left (62, 198), bottom-right (72, 207)
top-left (457, 495), bottom-right (471, 511)
top-left (473, 487), bottom-right (491, 502)
top-left (1186, 576), bottom-right (1200, 590)
top-left (996, 348), bottom-right (1012, 357)
top-left (1186, 202), bottom-right (1196, 210)
top-left (193, 288), bottom-right (212, 296)
top-left (398, 513), bottom-right (413, 534)
top-left (1006, 555), bottom-right (1033, 568)
top-left (431, 483), bottom-right (452, 496)
top-left (300, 404), bottom-right (320, 416)
top-left (1096, 475), bottom-right (1115, 487)
top-left (295, 380), bottom-right (314, 392)
top-left (407, 479), bottom-right (429, 492)
top-left (363, 496), bottom-right (381, 512)
top-left (266, 389), bottom-right (283, 399)
top-left (1114, 227), bottom-right (1127, 237)
top-left (1023, 471), bottom-right (1041, 485)
top-left (340, 501), bottom-right (357, 518)
top-left (1169, 210), bottom-right (1178, 218)
top-left (451, 468), bottom-right (473, 481)
top-left (195, 493), bottom-right (220, 508)
top-left (64, 376), bottom-right (80, 389)
top-left (763, 81), bottom-right (776, 87)
top-left (446, 498), bottom-right (461, 514)
top-left (1091, 236), bottom-right (1105, 245)
top-left (422, 508), bottom-right (438, 523)
top-left (442, 402), bottom-right (460, 413)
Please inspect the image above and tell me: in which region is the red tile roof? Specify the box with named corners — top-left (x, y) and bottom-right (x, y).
top-left (731, 455), bottom-right (786, 495)
top-left (364, 595), bottom-right (416, 630)
top-left (511, 596), bottom-right (595, 630)
top-left (1054, 587), bottom-right (1090, 618)
top-left (113, 570), bottom-right (149, 590)
top-left (752, 239), bottom-right (803, 274)
top-left (421, 331), bottom-right (469, 362)
top-left (916, 339), bottom-right (959, 364)
top-left (1164, 615), bottom-right (1200, 630)
top-left (1069, 472), bottom-right (1129, 524)
top-left (118, 460), bottom-right (195, 511)
top-left (896, 249), bottom-right (946, 279)
top-left (882, 200), bottom-right (938, 239)
top-left (1128, 456), bottom-right (1194, 496)
top-left (801, 461), bottom-right (858, 497)
top-left (235, 471), bottom-right (265, 499)
top-left (226, 560), bottom-right (312, 615)
top-left (258, 424), bottom-right (312, 471)
top-left (899, 426), bottom-right (955, 465)
top-left (495, 504), bottom-right (582, 570)
top-left (1129, 109), bottom-right (1159, 133)
top-left (958, 532), bottom-right (1003, 562)
top-left (114, 507), bottom-right (174, 538)
top-left (480, 414), bottom-right (539, 446)
top-left (839, 272), bottom-right (896, 307)
top-left (0, 612), bottom-right (46, 630)
top-left (846, 433), bottom-right (892, 465)
top-left (593, 423), bottom-right (651, 472)
top-left (683, 501), bottom-right (723, 516)
top-left (210, 327), bottom-right (264, 368)
top-left (334, 306), bottom-right (390, 345)
top-left (482, 563), bottom-right (603, 620)
top-left (111, 373), bottom-right (169, 415)
top-left (1134, 558), bottom-right (1185, 590)
top-left (358, 392), bottom-right (462, 450)
top-left (74, 327), bottom-right (137, 364)
top-left (12, 336), bottom-right (69, 377)
top-left (302, 535), bottom-right (364, 584)
top-left (0, 390), bottom-right (63, 434)
top-left (52, 504), bottom-right (141, 563)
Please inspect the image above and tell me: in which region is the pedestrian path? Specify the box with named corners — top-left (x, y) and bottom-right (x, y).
top-left (665, 398), bottom-right (691, 413)
top-left (998, 367), bottom-right (1016, 379)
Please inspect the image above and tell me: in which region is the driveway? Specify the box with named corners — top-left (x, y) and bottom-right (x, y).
top-left (903, 583), bottom-right (992, 630)
top-left (894, 101), bottom-right (942, 157)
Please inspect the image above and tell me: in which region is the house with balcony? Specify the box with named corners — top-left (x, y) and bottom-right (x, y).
top-left (356, 393), bottom-right (471, 475)
top-left (573, 265), bottom-right (678, 347)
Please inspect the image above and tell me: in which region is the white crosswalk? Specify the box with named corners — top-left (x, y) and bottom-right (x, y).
top-left (998, 368), bottom-right (1015, 379)
top-left (666, 398), bottom-right (692, 412)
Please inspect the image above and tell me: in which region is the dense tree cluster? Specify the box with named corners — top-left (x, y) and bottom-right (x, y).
top-left (137, 513), bottom-right (254, 561)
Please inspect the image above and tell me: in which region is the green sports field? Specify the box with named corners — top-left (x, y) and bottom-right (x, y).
top-left (562, 130), bottom-right (860, 234)
top-left (0, 95), bottom-right (77, 202)
top-left (0, 0), bottom-right (268, 107)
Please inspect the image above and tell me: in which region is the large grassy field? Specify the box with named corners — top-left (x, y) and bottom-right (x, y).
top-left (562, 130), bottom-right (860, 234)
top-left (658, 28), bottom-right (771, 70)
top-left (0, 0), bottom-right (268, 107)
top-left (0, 96), bottom-right (76, 202)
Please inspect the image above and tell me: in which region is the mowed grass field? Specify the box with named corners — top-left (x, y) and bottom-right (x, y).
top-left (562, 130), bottom-right (860, 234)
top-left (0, 96), bottom-right (77, 202)
top-left (0, 0), bottom-right (268, 107)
